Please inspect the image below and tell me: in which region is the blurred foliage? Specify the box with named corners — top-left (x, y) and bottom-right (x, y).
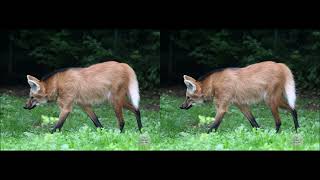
top-left (171, 29), bottom-right (320, 90)
top-left (4, 29), bottom-right (320, 90)
top-left (12, 29), bottom-right (160, 90)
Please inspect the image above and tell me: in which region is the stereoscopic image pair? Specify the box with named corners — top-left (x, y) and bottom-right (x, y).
top-left (0, 29), bottom-right (319, 150)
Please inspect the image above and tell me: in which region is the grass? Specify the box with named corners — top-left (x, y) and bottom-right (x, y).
top-left (0, 92), bottom-right (319, 150)
top-left (0, 93), bottom-right (159, 150)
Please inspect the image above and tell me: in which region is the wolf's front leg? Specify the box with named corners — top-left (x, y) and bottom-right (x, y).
top-left (51, 99), bottom-right (73, 133)
top-left (207, 103), bottom-right (228, 133)
top-left (51, 110), bottom-right (71, 133)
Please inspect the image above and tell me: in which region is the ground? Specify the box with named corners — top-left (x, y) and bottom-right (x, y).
top-left (0, 86), bottom-right (319, 150)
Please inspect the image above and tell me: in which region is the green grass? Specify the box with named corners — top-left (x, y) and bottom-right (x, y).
top-left (0, 93), bottom-right (159, 150)
top-left (0, 93), bottom-right (319, 150)
top-left (159, 94), bottom-right (319, 150)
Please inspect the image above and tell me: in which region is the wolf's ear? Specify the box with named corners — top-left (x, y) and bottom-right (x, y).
top-left (184, 80), bottom-right (196, 94)
top-left (27, 75), bottom-right (40, 93)
top-left (183, 75), bottom-right (196, 82)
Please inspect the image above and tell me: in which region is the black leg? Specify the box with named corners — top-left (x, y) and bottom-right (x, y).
top-left (80, 105), bottom-right (103, 128)
top-left (88, 111), bottom-right (103, 128)
top-left (208, 121), bottom-right (222, 133)
top-left (124, 102), bottom-right (143, 132)
top-left (237, 105), bottom-right (260, 128)
top-left (90, 114), bottom-right (103, 128)
top-left (279, 98), bottom-right (299, 133)
top-left (51, 111), bottom-right (70, 133)
top-left (291, 109), bottom-right (299, 132)
top-left (270, 106), bottom-right (282, 133)
top-left (275, 122), bottom-right (281, 133)
top-left (114, 105), bottom-right (125, 133)
top-left (250, 117), bottom-right (260, 128)
top-left (207, 111), bottom-right (226, 133)
top-left (244, 112), bottom-right (260, 128)
top-left (135, 109), bottom-right (142, 132)
top-left (119, 121), bottom-right (125, 133)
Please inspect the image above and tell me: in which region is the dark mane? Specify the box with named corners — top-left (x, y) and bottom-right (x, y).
top-left (197, 67), bottom-right (239, 81)
top-left (41, 68), bottom-right (71, 81)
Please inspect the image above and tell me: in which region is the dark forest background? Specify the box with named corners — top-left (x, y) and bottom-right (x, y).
top-left (0, 29), bottom-right (160, 91)
top-left (161, 29), bottom-right (320, 92)
top-left (0, 29), bottom-right (319, 93)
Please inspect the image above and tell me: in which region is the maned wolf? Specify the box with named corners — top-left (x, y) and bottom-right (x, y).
top-left (180, 61), bottom-right (299, 133)
top-left (24, 61), bottom-right (142, 133)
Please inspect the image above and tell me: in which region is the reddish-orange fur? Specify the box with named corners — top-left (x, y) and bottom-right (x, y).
top-left (180, 61), bottom-right (299, 133)
top-left (24, 61), bottom-right (142, 133)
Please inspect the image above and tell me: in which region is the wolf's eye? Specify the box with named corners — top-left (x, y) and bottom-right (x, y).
top-left (187, 96), bottom-right (190, 99)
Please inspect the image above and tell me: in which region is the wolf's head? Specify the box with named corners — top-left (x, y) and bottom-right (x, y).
top-left (23, 75), bottom-right (48, 110)
top-left (180, 75), bottom-right (204, 110)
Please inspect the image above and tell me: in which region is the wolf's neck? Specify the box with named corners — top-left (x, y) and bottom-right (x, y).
top-left (199, 77), bottom-right (215, 100)
top-left (43, 77), bottom-right (58, 101)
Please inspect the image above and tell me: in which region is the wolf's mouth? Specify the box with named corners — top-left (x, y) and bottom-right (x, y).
top-left (180, 104), bottom-right (192, 110)
top-left (23, 104), bottom-right (37, 110)
top-left (185, 104), bottom-right (192, 109)
top-left (24, 105), bottom-right (36, 110)
top-left (23, 100), bottom-right (37, 110)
